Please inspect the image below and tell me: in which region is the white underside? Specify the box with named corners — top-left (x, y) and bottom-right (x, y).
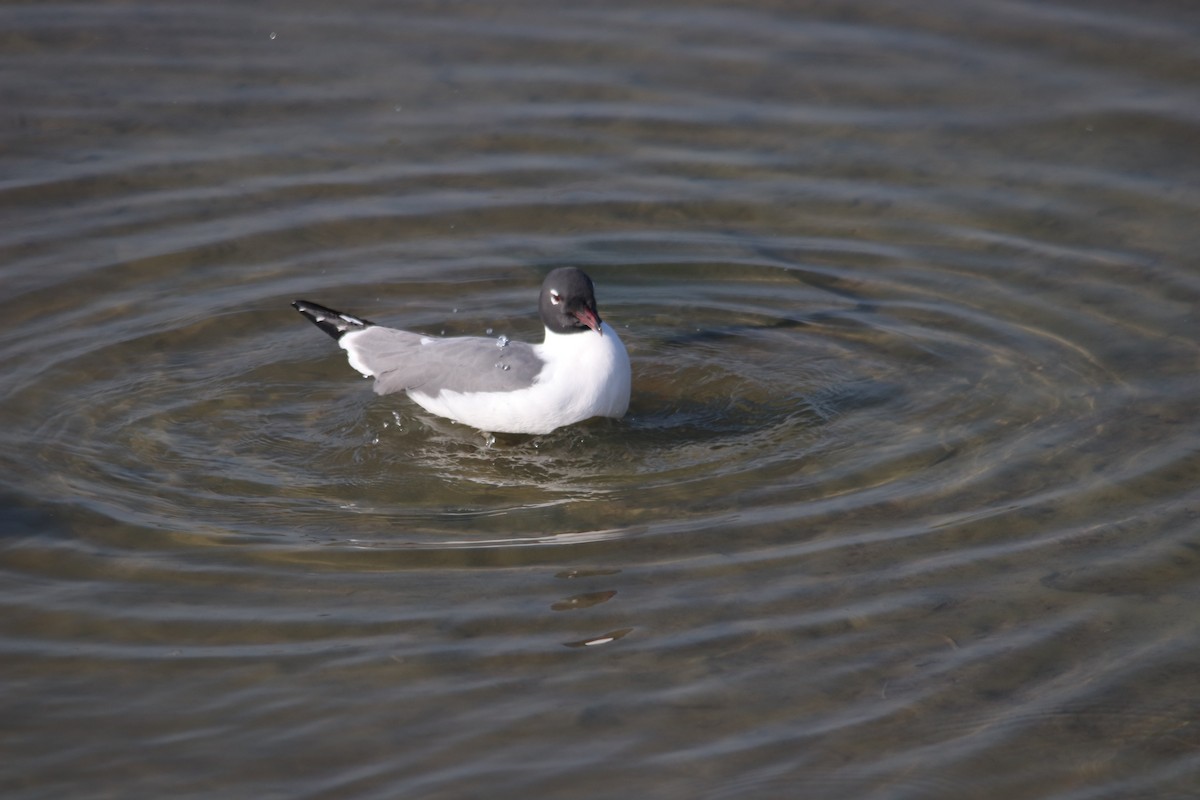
top-left (341, 323), bottom-right (631, 435)
top-left (407, 323), bottom-right (630, 434)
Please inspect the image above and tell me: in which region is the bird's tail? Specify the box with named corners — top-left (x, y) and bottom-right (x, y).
top-left (292, 300), bottom-right (375, 341)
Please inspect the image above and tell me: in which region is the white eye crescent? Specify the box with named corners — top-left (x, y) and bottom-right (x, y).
top-left (550, 290), bottom-right (562, 305)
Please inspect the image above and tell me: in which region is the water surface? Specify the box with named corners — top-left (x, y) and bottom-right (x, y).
top-left (2, 1), bottom-right (1198, 798)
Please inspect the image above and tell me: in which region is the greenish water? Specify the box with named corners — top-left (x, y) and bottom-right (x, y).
top-left (2, 1), bottom-right (1198, 798)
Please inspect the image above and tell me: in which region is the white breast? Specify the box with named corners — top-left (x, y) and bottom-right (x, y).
top-left (409, 322), bottom-right (631, 434)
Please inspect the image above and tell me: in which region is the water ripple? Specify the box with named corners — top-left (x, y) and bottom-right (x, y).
top-left (2, 1), bottom-right (1199, 798)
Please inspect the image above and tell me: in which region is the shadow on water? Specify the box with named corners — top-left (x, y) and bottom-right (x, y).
top-left (0, 496), bottom-right (69, 541)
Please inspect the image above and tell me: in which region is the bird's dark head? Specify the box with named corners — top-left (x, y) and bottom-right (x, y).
top-left (539, 267), bottom-right (603, 335)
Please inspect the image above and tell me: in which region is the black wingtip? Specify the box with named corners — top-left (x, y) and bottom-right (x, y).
top-left (292, 299), bottom-right (374, 341)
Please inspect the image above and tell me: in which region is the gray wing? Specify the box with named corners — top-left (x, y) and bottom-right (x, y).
top-left (342, 327), bottom-right (546, 396)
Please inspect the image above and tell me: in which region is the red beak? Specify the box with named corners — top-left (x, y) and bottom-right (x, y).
top-left (573, 308), bottom-right (603, 335)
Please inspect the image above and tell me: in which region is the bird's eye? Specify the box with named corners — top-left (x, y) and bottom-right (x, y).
top-left (550, 290), bottom-right (562, 305)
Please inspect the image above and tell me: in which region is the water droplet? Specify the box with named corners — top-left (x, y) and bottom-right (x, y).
top-left (495, 335), bottom-right (509, 348)
top-left (269, 31), bottom-right (277, 40)
top-left (485, 327), bottom-right (493, 335)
